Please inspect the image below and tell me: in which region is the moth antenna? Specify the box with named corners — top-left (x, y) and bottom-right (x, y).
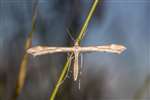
top-left (66, 28), bottom-right (75, 44)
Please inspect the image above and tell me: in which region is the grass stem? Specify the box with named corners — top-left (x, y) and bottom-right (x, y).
top-left (49, 0), bottom-right (101, 100)
top-left (13, 1), bottom-right (38, 99)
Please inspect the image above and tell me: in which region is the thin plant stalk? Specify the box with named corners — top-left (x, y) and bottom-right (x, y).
top-left (49, 0), bottom-right (100, 100)
top-left (13, 1), bottom-right (38, 99)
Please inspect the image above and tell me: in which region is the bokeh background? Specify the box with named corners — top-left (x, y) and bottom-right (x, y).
top-left (0, 0), bottom-right (149, 100)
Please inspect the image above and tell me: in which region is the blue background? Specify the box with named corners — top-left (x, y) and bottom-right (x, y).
top-left (0, 0), bottom-right (149, 100)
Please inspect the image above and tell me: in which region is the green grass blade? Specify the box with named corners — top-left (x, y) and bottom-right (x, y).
top-left (49, 0), bottom-right (101, 100)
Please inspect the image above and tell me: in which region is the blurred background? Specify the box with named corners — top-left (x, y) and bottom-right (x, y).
top-left (0, 0), bottom-right (149, 100)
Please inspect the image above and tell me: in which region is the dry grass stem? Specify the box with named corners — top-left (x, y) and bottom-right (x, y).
top-left (14, 1), bottom-right (38, 99)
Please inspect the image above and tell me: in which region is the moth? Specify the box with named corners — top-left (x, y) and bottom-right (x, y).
top-left (27, 42), bottom-right (126, 81)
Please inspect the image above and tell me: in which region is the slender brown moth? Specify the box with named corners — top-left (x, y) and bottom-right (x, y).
top-left (27, 42), bottom-right (126, 81)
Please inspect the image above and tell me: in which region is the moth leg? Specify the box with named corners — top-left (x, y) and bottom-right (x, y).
top-left (78, 53), bottom-right (83, 89)
top-left (64, 53), bottom-right (74, 79)
top-left (80, 53), bottom-right (83, 75)
top-left (59, 53), bottom-right (74, 86)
